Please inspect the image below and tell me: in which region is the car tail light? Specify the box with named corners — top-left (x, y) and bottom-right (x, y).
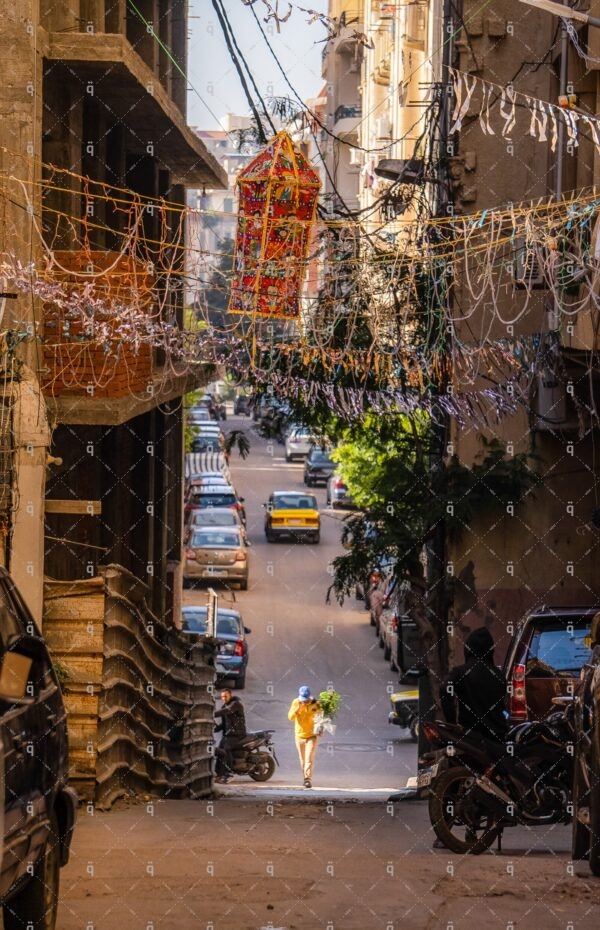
top-left (233, 639), bottom-right (244, 657)
top-left (334, 479), bottom-right (344, 489)
top-left (236, 549), bottom-right (247, 561)
top-left (185, 549), bottom-right (196, 560)
top-left (510, 663), bottom-right (528, 720)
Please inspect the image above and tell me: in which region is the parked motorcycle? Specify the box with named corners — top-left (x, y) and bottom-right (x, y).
top-left (223, 730), bottom-right (278, 782)
top-left (424, 709), bottom-right (574, 854)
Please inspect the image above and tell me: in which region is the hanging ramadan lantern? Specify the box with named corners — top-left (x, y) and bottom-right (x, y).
top-left (228, 131), bottom-right (321, 320)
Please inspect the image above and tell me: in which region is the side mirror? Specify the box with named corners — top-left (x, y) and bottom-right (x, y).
top-left (244, 626), bottom-right (252, 634)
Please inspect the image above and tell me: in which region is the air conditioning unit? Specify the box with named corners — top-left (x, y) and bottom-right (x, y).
top-left (514, 238), bottom-right (545, 289)
top-left (349, 148), bottom-right (363, 166)
top-left (376, 116), bottom-right (392, 140)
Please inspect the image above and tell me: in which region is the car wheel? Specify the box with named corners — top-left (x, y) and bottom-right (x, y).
top-left (239, 579), bottom-right (248, 591)
top-left (312, 532), bottom-right (320, 544)
top-left (265, 527), bottom-right (274, 543)
top-left (409, 718), bottom-right (419, 743)
top-left (4, 812), bottom-right (61, 930)
top-left (235, 673), bottom-right (246, 689)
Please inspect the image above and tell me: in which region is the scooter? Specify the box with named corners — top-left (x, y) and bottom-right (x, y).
top-left (223, 730), bottom-right (278, 782)
top-left (424, 709), bottom-right (574, 854)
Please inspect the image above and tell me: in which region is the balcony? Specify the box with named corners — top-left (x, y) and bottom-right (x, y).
top-left (42, 251), bottom-right (208, 425)
top-left (41, 31), bottom-right (226, 188)
top-left (333, 105), bottom-right (362, 137)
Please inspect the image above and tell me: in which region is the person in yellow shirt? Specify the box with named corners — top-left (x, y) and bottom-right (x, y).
top-left (288, 685), bottom-right (321, 788)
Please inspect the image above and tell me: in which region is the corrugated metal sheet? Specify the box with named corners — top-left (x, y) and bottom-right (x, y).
top-left (43, 566), bottom-right (216, 807)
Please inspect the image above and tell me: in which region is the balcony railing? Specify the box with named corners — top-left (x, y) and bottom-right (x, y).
top-left (42, 251), bottom-right (156, 399)
top-left (334, 105), bottom-right (362, 123)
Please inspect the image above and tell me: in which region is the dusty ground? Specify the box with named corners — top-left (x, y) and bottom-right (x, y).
top-left (59, 797), bottom-right (600, 930)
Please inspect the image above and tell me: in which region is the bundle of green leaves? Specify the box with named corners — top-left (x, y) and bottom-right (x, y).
top-left (318, 690), bottom-right (342, 719)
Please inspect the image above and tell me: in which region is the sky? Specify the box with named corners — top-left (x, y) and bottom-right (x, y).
top-left (187, 0), bottom-right (328, 129)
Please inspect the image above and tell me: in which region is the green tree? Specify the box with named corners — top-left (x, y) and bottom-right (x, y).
top-left (328, 414), bottom-right (541, 697)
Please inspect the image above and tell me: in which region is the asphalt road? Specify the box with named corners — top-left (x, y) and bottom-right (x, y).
top-left (184, 414), bottom-right (417, 795)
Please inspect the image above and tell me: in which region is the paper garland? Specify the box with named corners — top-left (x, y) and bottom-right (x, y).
top-left (448, 68), bottom-right (600, 153)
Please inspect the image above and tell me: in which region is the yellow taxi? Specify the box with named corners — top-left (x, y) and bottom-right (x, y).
top-left (264, 491), bottom-right (320, 544)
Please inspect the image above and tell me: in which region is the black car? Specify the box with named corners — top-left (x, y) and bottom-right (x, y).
top-left (0, 568), bottom-right (76, 929)
top-left (181, 605), bottom-right (252, 689)
top-left (233, 394), bottom-right (249, 415)
top-left (303, 448), bottom-right (335, 487)
top-left (572, 611), bottom-right (600, 875)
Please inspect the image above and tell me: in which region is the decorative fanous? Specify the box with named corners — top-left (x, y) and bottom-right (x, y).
top-left (228, 130), bottom-right (321, 319)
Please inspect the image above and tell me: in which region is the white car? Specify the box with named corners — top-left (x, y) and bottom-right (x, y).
top-left (285, 429), bottom-right (316, 462)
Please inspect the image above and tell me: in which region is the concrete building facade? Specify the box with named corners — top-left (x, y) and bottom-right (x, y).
top-left (0, 0), bottom-right (226, 623)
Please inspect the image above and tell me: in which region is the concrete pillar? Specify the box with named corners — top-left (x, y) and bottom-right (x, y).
top-left (80, 0), bottom-right (105, 33)
top-left (170, 0), bottom-right (187, 114)
top-left (10, 373), bottom-right (50, 624)
top-left (39, 0), bottom-right (81, 31)
top-left (105, 0), bottom-right (126, 34)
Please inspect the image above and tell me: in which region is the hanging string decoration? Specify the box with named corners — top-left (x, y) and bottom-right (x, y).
top-left (228, 130), bottom-right (321, 319)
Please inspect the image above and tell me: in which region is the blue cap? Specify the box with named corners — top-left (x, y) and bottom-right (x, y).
top-left (298, 685), bottom-right (311, 701)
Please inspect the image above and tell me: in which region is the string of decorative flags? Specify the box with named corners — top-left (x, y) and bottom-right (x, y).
top-left (449, 68), bottom-right (600, 152)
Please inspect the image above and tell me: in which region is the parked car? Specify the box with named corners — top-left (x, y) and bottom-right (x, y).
top-left (181, 605), bottom-right (251, 688)
top-left (389, 687), bottom-right (419, 742)
top-left (0, 567), bottom-right (77, 930)
top-left (185, 451), bottom-right (229, 480)
top-left (185, 485), bottom-right (246, 525)
top-left (380, 584), bottom-right (407, 662)
top-left (571, 611), bottom-right (600, 874)
top-left (303, 448), bottom-right (335, 486)
top-left (184, 526), bottom-right (249, 590)
top-left (370, 571), bottom-right (398, 637)
top-left (285, 429), bottom-right (316, 462)
top-left (234, 393), bottom-right (249, 415)
top-left (188, 406), bottom-right (213, 424)
top-left (193, 423), bottom-right (222, 436)
top-left (326, 472), bottom-right (355, 509)
top-left (503, 605), bottom-right (595, 723)
top-left (185, 506), bottom-right (247, 543)
top-left (264, 491), bottom-right (320, 543)
top-left (191, 435), bottom-right (223, 454)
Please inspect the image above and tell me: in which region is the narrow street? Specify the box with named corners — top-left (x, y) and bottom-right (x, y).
top-left (55, 415), bottom-right (599, 930)
top-left (185, 414), bottom-right (416, 796)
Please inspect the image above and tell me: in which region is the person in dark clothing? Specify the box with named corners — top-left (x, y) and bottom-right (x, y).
top-left (214, 689), bottom-right (247, 783)
top-left (441, 627), bottom-right (508, 741)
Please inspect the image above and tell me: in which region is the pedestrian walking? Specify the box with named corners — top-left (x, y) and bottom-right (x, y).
top-left (288, 685), bottom-right (321, 788)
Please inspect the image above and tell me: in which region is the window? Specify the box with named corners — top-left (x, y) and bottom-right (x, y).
top-left (527, 620), bottom-right (591, 675)
top-left (191, 531), bottom-right (241, 548)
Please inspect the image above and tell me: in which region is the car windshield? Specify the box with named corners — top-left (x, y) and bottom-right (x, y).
top-left (192, 511), bottom-right (236, 526)
top-left (191, 531), bottom-right (241, 549)
top-left (193, 494), bottom-right (237, 508)
top-left (527, 619), bottom-right (592, 675)
top-left (182, 609), bottom-right (242, 636)
top-left (273, 494), bottom-right (317, 510)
